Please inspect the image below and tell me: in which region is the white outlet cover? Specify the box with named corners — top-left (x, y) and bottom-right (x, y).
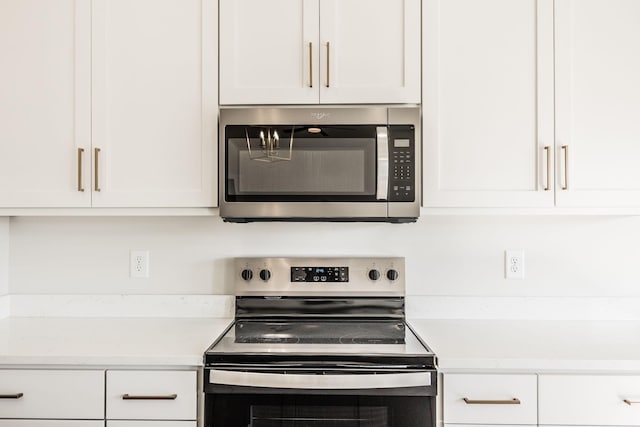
top-left (130, 250), bottom-right (149, 278)
top-left (505, 250), bottom-right (525, 280)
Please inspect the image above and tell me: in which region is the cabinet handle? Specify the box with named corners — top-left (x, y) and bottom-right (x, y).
top-left (325, 42), bottom-right (330, 88)
top-left (624, 399), bottom-right (640, 405)
top-left (94, 147), bottom-right (101, 192)
top-left (544, 146), bottom-right (551, 191)
top-left (122, 394), bottom-right (178, 400)
top-left (0, 393), bottom-right (24, 399)
top-left (309, 42), bottom-right (313, 88)
top-left (77, 148), bottom-right (85, 192)
top-left (463, 398), bottom-right (521, 405)
top-left (561, 145), bottom-right (569, 190)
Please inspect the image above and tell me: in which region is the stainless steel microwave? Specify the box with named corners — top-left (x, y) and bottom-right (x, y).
top-left (219, 106), bottom-right (420, 222)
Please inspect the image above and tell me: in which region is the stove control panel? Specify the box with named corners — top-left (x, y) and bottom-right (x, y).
top-left (234, 257), bottom-right (405, 296)
top-left (291, 266), bottom-right (349, 283)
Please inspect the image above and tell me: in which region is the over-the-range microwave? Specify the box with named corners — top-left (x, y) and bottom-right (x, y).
top-left (219, 106), bottom-right (420, 222)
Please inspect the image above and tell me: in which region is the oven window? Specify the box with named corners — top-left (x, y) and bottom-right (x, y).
top-left (206, 393), bottom-right (433, 427)
top-left (251, 404), bottom-right (387, 426)
top-left (225, 125), bottom-right (378, 202)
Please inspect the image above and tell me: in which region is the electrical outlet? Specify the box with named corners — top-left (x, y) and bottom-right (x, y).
top-left (130, 250), bottom-right (149, 278)
top-left (505, 250), bottom-right (525, 279)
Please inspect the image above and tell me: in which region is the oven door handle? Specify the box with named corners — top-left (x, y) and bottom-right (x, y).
top-left (209, 369), bottom-right (431, 389)
top-left (376, 126), bottom-right (389, 200)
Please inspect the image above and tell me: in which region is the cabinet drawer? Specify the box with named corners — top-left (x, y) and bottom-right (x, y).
top-left (0, 422), bottom-right (103, 427)
top-left (540, 375), bottom-right (640, 425)
top-left (108, 422), bottom-right (196, 427)
top-left (106, 370), bottom-right (197, 420)
top-left (443, 374), bottom-right (537, 425)
top-left (0, 369), bottom-right (104, 419)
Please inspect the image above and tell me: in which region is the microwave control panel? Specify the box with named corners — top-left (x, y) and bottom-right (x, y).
top-left (388, 126), bottom-right (415, 202)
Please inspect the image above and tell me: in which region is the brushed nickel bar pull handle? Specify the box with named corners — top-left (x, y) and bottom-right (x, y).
top-left (77, 148), bottom-right (85, 192)
top-left (463, 398), bottom-right (521, 405)
top-left (325, 42), bottom-right (330, 88)
top-left (94, 147), bottom-right (101, 192)
top-left (309, 42), bottom-right (313, 88)
top-left (544, 145), bottom-right (551, 191)
top-left (624, 399), bottom-right (640, 405)
top-left (561, 145), bottom-right (569, 190)
top-left (122, 394), bottom-right (177, 400)
top-left (0, 393), bottom-right (24, 399)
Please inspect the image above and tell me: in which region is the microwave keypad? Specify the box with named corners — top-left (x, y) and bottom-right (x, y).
top-left (390, 147), bottom-right (414, 202)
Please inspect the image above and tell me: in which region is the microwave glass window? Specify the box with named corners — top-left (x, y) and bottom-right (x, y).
top-left (226, 125), bottom-right (378, 202)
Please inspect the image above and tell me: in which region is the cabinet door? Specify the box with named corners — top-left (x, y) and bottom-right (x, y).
top-left (555, 0), bottom-right (640, 207)
top-left (92, 0), bottom-right (217, 207)
top-left (0, 0), bottom-right (91, 207)
top-left (319, 0), bottom-right (420, 104)
top-left (422, 0), bottom-right (554, 207)
top-left (219, 0), bottom-right (320, 105)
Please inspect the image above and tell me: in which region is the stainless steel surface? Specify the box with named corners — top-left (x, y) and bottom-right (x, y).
top-left (219, 106), bottom-right (420, 221)
top-left (325, 42), bottom-right (330, 87)
top-left (77, 148), bottom-right (85, 192)
top-left (209, 370), bottom-right (432, 389)
top-left (308, 42), bottom-right (313, 88)
top-left (562, 145), bottom-right (569, 190)
top-left (376, 126), bottom-right (389, 200)
top-left (122, 394), bottom-right (178, 400)
top-left (233, 257), bottom-right (405, 296)
top-left (94, 147), bottom-right (101, 192)
top-left (463, 398), bottom-right (521, 405)
top-left (0, 393), bottom-right (23, 399)
top-left (544, 145), bottom-right (551, 191)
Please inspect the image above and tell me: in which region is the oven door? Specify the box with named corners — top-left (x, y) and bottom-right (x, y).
top-left (204, 367), bottom-right (436, 427)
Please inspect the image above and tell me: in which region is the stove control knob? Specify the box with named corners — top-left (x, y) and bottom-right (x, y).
top-left (259, 269), bottom-right (271, 281)
top-left (368, 269), bottom-right (381, 281)
top-left (240, 269), bottom-right (253, 281)
top-left (387, 269), bottom-right (399, 281)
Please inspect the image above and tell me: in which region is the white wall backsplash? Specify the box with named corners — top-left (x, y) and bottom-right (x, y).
top-left (8, 215), bottom-right (640, 301)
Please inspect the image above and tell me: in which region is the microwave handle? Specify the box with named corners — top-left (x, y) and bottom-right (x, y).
top-left (376, 127), bottom-right (389, 200)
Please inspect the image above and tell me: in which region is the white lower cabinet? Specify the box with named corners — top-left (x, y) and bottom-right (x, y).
top-left (107, 423), bottom-right (196, 427)
top-left (0, 369), bottom-right (104, 420)
top-left (0, 423), bottom-right (103, 427)
top-left (539, 375), bottom-right (640, 426)
top-left (443, 374), bottom-right (537, 426)
top-left (106, 370), bottom-right (197, 423)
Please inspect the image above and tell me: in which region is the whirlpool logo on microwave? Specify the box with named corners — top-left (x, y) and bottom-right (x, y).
top-left (310, 112), bottom-right (331, 120)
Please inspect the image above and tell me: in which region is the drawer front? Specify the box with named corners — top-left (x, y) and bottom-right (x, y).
top-left (0, 422), bottom-right (104, 427)
top-left (540, 374), bottom-right (640, 426)
top-left (106, 370), bottom-right (197, 420)
top-left (0, 369), bottom-right (104, 419)
top-left (108, 422), bottom-right (196, 427)
top-left (443, 373), bottom-right (537, 425)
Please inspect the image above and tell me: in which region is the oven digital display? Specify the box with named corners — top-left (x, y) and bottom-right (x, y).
top-left (291, 266), bottom-right (349, 282)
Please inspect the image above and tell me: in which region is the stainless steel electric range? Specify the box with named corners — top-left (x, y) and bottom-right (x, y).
top-left (204, 257), bottom-right (437, 427)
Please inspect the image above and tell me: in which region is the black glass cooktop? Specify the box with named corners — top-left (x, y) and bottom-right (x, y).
top-left (234, 320), bottom-right (406, 345)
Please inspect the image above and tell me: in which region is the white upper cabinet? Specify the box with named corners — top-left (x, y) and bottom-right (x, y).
top-left (422, 0), bottom-right (554, 207)
top-left (0, 0), bottom-right (91, 207)
top-left (555, 0), bottom-right (640, 207)
top-left (92, 0), bottom-right (217, 207)
top-left (219, 0), bottom-right (420, 105)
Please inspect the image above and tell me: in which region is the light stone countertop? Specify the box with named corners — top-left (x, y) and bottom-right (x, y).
top-left (409, 319), bottom-right (640, 373)
top-left (0, 317), bottom-right (233, 366)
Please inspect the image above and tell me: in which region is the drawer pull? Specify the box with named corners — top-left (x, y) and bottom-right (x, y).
top-left (463, 397), bottom-right (521, 405)
top-left (624, 399), bottom-right (640, 405)
top-left (122, 394), bottom-right (178, 400)
top-left (0, 393), bottom-right (24, 399)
